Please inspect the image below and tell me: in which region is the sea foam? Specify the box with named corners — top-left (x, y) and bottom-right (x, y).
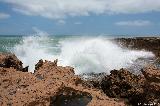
top-left (12, 30), bottom-right (54, 72)
top-left (12, 32), bottom-right (154, 74)
top-left (58, 37), bottom-right (154, 74)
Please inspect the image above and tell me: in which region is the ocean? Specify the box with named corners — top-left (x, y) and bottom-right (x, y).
top-left (0, 34), bottom-right (155, 75)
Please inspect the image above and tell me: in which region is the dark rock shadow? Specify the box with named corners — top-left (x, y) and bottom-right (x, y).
top-left (50, 87), bottom-right (92, 106)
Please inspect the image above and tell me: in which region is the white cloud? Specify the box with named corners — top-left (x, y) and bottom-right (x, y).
top-left (57, 20), bottom-right (66, 24)
top-left (0, 12), bottom-right (10, 19)
top-left (115, 20), bottom-right (152, 27)
top-left (1, 0), bottom-right (160, 19)
top-left (74, 22), bottom-right (82, 25)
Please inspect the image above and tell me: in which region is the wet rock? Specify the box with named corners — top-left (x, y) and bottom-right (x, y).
top-left (53, 59), bottom-right (58, 66)
top-left (80, 73), bottom-right (107, 89)
top-left (50, 87), bottom-right (92, 106)
top-left (101, 66), bottom-right (160, 106)
top-left (35, 59), bottom-right (43, 71)
top-left (0, 53), bottom-right (23, 71)
top-left (22, 66), bottom-right (29, 72)
top-left (115, 37), bottom-right (160, 58)
top-left (101, 68), bottom-right (145, 99)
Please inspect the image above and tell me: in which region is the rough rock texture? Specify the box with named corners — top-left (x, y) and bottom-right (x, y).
top-left (1, 37), bottom-right (160, 106)
top-left (101, 66), bottom-right (160, 106)
top-left (0, 67), bottom-right (38, 106)
top-left (101, 68), bottom-right (145, 105)
top-left (0, 53), bottom-right (23, 70)
top-left (115, 37), bottom-right (160, 58)
top-left (0, 53), bottom-right (125, 106)
top-left (141, 65), bottom-right (160, 82)
top-left (141, 65), bottom-right (160, 105)
top-left (35, 59), bottom-right (43, 71)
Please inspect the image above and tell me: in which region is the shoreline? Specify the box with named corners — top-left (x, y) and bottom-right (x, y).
top-left (0, 37), bottom-right (160, 106)
top-left (0, 53), bottom-right (160, 106)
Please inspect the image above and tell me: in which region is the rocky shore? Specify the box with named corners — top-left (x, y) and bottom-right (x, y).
top-left (115, 37), bottom-right (160, 58)
top-left (0, 53), bottom-right (125, 106)
top-left (0, 37), bottom-right (160, 106)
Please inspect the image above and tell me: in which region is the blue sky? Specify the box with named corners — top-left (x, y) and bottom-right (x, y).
top-left (0, 0), bottom-right (160, 35)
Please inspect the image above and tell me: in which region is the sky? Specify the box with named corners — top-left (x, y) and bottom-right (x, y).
top-left (0, 0), bottom-right (160, 36)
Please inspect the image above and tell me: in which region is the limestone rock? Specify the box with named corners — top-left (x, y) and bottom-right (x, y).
top-left (0, 53), bottom-right (125, 106)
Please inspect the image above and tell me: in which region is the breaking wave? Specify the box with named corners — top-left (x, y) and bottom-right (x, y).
top-left (12, 31), bottom-right (154, 74)
top-left (58, 37), bottom-right (154, 74)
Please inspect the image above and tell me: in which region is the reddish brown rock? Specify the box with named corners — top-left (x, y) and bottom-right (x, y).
top-left (0, 67), bottom-right (38, 106)
top-left (141, 65), bottom-right (160, 82)
top-left (0, 53), bottom-right (125, 106)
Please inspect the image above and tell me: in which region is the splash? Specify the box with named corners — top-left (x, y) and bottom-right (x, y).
top-left (12, 33), bottom-right (154, 74)
top-left (58, 37), bottom-right (154, 74)
top-left (12, 29), bottom-right (54, 72)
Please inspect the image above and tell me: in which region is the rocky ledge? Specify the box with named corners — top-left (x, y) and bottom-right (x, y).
top-left (0, 37), bottom-right (160, 106)
top-left (0, 53), bottom-right (125, 106)
top-left (101, 66), bottom-right (160, 106)
top-left (0, 53), bottom-right (160, 106)
top-left (114, 37), bottom-right (160, 58)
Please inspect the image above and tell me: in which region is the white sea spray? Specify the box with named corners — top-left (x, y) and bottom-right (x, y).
top-left (12, 31), bottom-right (154, 74)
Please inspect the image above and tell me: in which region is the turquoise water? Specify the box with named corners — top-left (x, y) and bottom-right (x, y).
top-left (0, 35), bottom-right (155, 74)
top-left (0, 35), bottom-right (65, 53)
top-left (0, 36), bottom-right (22, 52)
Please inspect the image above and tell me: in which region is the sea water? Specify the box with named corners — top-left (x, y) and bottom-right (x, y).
top-left (0, 34), bottom-right (155, 75)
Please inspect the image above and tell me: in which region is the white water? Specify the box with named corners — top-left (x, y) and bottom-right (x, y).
top-left (58, 37), bottom-right (154, 74)
top-left (12, 33), bottom-right (155, 74)
top-left (12, 30), bottom-right (54, 72)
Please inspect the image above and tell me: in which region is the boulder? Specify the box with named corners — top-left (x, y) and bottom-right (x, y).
top-left (35, 59), bottom-right (43, 71)
top-left (101, 66), bottom-right (160, 106)
top-left (101, 68), bottom-right (146, 105)
top-left (0, 53), bottom-right (23, 71)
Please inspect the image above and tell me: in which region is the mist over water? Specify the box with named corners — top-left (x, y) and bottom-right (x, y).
top-left (11, 31), bottom-right (154, 74)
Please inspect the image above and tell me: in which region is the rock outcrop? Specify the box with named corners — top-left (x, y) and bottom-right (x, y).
top-left (101, 66), bottom-right (160, 106)
top-left (115, 37), bottom-right (160, 58)
top-left (101, 68), bottom-right (145, 105)
top-left (1, 36), bottom-right (160, 106)
top-left (0, 53), bottom-right (23, 70)
top-left (0, 53), bottom-right (125, 106)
